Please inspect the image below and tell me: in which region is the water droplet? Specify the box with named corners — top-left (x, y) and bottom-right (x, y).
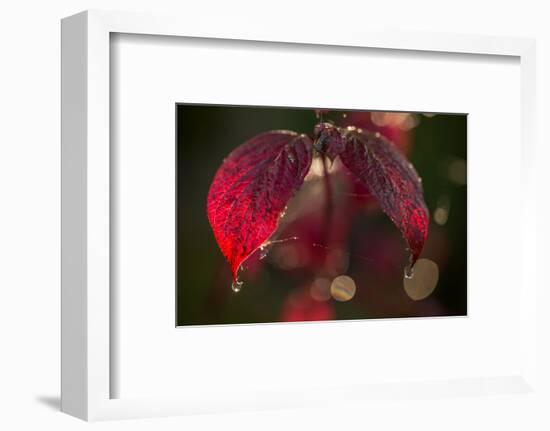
top-left (259, 244), bottom-right (269, 260)
top-left (404, 265), bottom-right (414, 279)
top-left (231, 279), bottom-right (243, 293)
top-left (287, 153), bottom-right (296, 163)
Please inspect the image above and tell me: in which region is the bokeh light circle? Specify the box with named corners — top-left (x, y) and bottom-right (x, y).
top-left (403, 258), bottom-right (439, 301)
top-left (330, 275), bottom-right (357, 302)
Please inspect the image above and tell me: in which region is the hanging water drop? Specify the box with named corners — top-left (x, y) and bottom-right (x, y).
top-left (231, 279), bottom-right (243, 293)
top-left (259, 244), bottom-right (269, 260)
top-left (404, 264), bottom-right (414, 279)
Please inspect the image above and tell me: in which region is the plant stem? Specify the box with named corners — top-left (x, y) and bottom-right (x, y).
top-left (321, 155), bottom-right (333, 241)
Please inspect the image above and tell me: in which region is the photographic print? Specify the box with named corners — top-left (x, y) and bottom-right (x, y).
top-left (177, 105), bottom-right (467, 326)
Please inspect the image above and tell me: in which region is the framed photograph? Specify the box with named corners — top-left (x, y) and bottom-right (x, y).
top-left (61, 10), bottom-right (538, 421)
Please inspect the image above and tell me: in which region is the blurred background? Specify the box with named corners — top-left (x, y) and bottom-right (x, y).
top-left (177, 105), bottom-right (467, 326)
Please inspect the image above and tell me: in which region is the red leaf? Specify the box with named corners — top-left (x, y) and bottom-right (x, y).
top-left (313, 122), bottom-right (345, 160)
top-left (207, 131), bottom-right (313, 282)
top-left (339, 128), bottom-right (429, 267)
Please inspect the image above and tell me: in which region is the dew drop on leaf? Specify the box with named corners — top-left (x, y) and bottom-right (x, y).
top-left (404, 265), bottom-right (414, 279)
top-left (231, 279), bottom-right (243, 293)
top-left (259, 244), bottom-right (269, 260)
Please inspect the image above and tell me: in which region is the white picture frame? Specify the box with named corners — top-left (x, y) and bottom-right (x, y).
top-left (61, 9), bottom-right (538, 421)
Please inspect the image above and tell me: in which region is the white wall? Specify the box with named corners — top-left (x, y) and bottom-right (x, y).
top-left (0, 1), bottom-right (548, 430)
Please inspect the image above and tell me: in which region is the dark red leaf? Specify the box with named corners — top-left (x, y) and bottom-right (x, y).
top-left (313, 122), bottom-right (345, 160)
top-left (339, 128), bottom-right (429, 267)
top-left (207, 131), bottom-right (313, 282)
